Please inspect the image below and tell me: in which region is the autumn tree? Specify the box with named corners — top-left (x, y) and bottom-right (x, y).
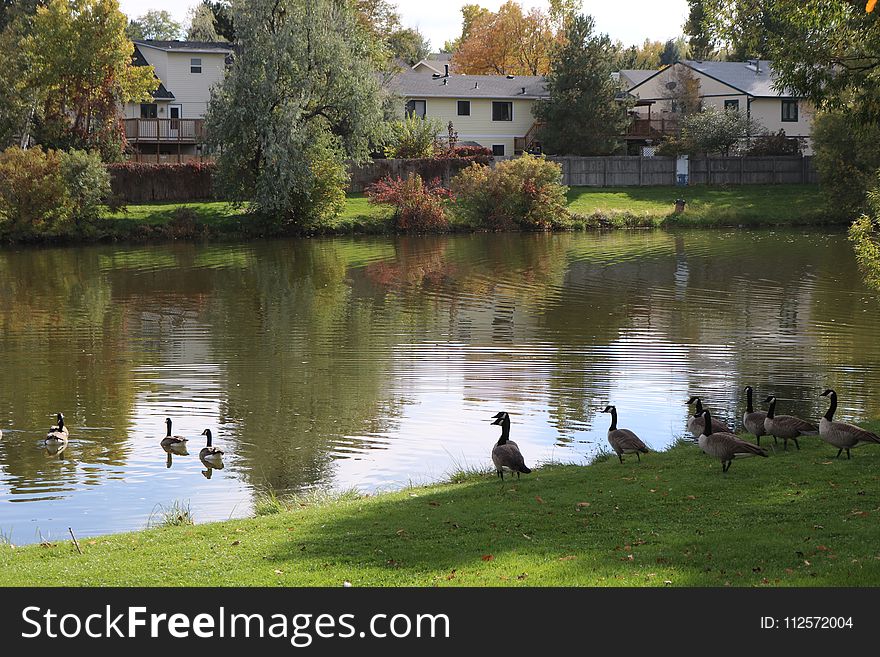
top-left (661, 64), bottom-right (703, 117)
top-left (443, 3), bottom-right (489, 52)
top-left (535, 14), bottom-right (627, 155)
top-left (125, 9), bottom-right (182, 41)
top-left (206, 0), bottom-right (385, 228)
top-left (1, 0), bottom-right (156, 156)
top-left (614, 39), bottom-right (664, 69)
top-left (453, 1), bottom-right (555, 75)
top-left (187, 2), bottom-right (224, 41)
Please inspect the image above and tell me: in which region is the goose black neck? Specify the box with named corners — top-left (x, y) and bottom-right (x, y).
top-left (746, 388), bottom-right (754, 413)
top-left (766, 398), bottom-right (776, 419)
top-left (166, 421), bottom-right (172, 437)
top-left (694, 398), bottom-right (703, 417)
top-left (57, 417), bottom-right (64, 431)
top-left (824, 392), bottom-right (837, 421)
top-left (205, 430), bottom-right (212, 447)
top-left (702, 409), bottom-right (713, 436)
top-left (497, 418), bottom-right (510, 444)
top-left (608, 407), bottom-right (618, 431)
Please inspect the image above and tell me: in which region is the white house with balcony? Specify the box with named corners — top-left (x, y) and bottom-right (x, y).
top-left (125, 40), bottom-right (233, 162)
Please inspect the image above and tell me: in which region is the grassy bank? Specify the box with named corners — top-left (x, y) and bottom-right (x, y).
top-left (3, 423), bottom-right (879, 587)
top-left (88, 184), bottom-right (836, 242)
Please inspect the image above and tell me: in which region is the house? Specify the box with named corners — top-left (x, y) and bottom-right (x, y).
top-left (620, 60), bottom-right (815, 154)
top-left (125, 40), bottom-right (234, 161)
top-left (388, 69), bottom-right (547, 157)
top-left (410, 53), bottom-right (455, 75)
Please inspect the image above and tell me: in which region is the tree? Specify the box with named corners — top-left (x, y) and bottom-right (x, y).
top-left (125, 9), bottom-right (182, 41)
top-left (443, 3), bottom-right (489, 52)
top-left (661, 64), bottom-right (703, 116)
top-left (1, 0), bottom-right (42, 31)
top-left (684, 0), bottom-right (716, 60)
top-left (387, 27), bottom-right (430, 65)
top-left (660, 37), bottom-right (687, 65)
top-left (205, 0), bottom-right (385, 227)
top-left (453, 1), bottom-right (555, 75)
top-left (204, 1), bottom-right (234, 41)
top-left (615, 39), bottom-right (664, 70)
top-left (187, 2), bottom-right (223, 41)
top-left (680, 106), bottom-right (763, 155)
top-left (535, 14), bottom-right (627, 155)
top-left (2, 0), bottom-right (157, 157)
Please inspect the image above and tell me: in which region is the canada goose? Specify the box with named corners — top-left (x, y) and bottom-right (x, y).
top-left (686, 396), bottom-right (731, 437)
top-left (160, 418), bottom-right (188, 448)
top-left (45, 413), bottom-right (69, 445)
top-left (199, 428), bottom-right (224, 464)
top-left (763, 396), bottom-right (818, 451)
top-left (742, 386), bottom-right (771, 445)
top-left (818, 389), bottom-right (880, 459)
top-left (490, 412), bottom-right (531, 480)
top-left (698, 409), bottom-right (767, 472)
top-left (601, 405), bottom-right (649, 463)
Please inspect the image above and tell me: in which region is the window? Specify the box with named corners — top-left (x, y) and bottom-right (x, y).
top-left (405, 99), bottom-right (426, 118)
top-left (782, 99), bottom-right (798, 122)
top-left (190, 58), bottom-right (202, 74)
top-left (140, 103), bottom-right (157, 119)
top-left (492, 144), bottom-right (505, 156)
top-left (724, 99), bottom-right (740, 111)
top-left (492, 101), bottom-right (512, 121)
top-left (457, 100), bottom-right (470, 116)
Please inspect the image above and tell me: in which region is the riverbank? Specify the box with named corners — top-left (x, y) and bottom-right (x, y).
top-left (0, 185), bottom-right (840, 245)
top-left (2, 424), bottom-right (878, 587)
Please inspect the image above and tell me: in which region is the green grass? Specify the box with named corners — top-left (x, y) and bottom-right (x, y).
top-left (3, 423), bottom-right (879, 587)
top-left (567, 184), bottom-right (835, 227)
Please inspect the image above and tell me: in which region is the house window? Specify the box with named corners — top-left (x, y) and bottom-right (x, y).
top-left (724, 99), bottom-right (740, 111)
top-left (457, 100), bottom-right (470, 116)
top-left (492, 101), bottom-right (513, 121)
top-left (140, 103), bottom-right (158, 118)
top-left (492, 144), bottom-right (505, 156)
top-left (782, 99), bottom-right (798, 122)
top-left (190, 58), bottom-right (202, 74)
top-left (405, 99), bottom-right (427, 118)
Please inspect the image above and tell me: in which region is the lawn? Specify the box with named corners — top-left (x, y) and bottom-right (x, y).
top-left (3, 422), bottom-right (878, 587)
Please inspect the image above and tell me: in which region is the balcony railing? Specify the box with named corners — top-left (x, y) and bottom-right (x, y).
top-left (626, 117), bottom-right (678, 138)
top-left (124, 118), bottom-right (205, 143)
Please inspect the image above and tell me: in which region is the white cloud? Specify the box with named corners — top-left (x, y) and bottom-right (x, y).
top-left (119, 0), bottom-right (689, 50)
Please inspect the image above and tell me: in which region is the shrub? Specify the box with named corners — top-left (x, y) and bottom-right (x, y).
top-left (0, 146), bottom-right (72, 238)
top-left (450, 153), bottom-right (569, 230)
top-left (745, 130), bottom-right (805, 156)
top-left (385, 114), bottom-right (443, 159)
top-left (366, 173), bottom-right (452, 232)
top-left (680, 107), bottom-right (764, 156)
top-left (60, 149), bottom-right (112, 225)
top-left (849, 178), bottom-right (880, 291)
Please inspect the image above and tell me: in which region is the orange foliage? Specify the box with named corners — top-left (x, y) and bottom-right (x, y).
top-left (452, 1), bottom-right (556, 76)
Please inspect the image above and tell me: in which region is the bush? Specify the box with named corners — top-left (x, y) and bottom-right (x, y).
top-left (366, 173), bottom-right (452, 232)
top-left (745, 130), bottom-right (805, 156)
top-left (0, 146), bottom-right (72, 238)
top-left (680, 107), bottom-right (764, 156)
top-left (385, 114), bottom-right (443, 159)
top-left (849, 177), bottom-right (880, 291)
top-left (60, 149), bottom-right (112, 225)
top-left (450, 154), bottom-right (569, 230)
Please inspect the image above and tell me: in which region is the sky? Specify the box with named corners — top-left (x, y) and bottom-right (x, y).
top-left (119, 0), bottom-right (691, 50)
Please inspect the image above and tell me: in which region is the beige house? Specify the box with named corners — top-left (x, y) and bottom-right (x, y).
top-left (125, 40), bottom-right (233, 160)
top-left (620, 60), bottom-right (814, 154)
top-left (389, 69), bottom-right (547, 157)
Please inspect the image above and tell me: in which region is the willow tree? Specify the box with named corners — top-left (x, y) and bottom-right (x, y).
top-left (205, 0), bottom-right (386, 228)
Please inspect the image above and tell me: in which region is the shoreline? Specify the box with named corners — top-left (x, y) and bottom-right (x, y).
top-left (2, 424), bottom-right (878, 587)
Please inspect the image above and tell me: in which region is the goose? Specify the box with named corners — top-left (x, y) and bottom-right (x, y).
top-left (489, 412), bottom-right (531, 480)
top-left (818, 389), bottom-right (880, 459)
top-left (686, 396), bottom-right (731, 437)
top-left (199, 428), bottom-right (224, 465)
top-left (698, 408), bottom-right (767, 472)
top-left (763, 396), bottom-right (818, 451)
top-left (45, 413), bottom-right (69, 445)
top-left (601, 405), bottom-right (649, 463)
top-left (160, 418), bottom-right (188, 448)
top-left (742, 386), bottom-right (771, 445)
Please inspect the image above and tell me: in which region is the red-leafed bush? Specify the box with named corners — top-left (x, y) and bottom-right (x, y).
top-left (433, 144), bottom-right (493, 160)
top-left (366, 173), bottom-right (453, 232)
top-left (107, 161), bottom-right (216, 202)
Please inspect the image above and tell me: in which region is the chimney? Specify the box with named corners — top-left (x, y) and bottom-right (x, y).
top-left (443, 78), bottom-right (448, 85)
top-left (521, 86), bottom-right (526, 95)
top-left (444, 64), bottom-right (449, 77)
top-left (474, 82), bottom-right (479, 89)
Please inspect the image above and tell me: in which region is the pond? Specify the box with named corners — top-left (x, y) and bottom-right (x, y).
top-left (1, 229), bottom-right (879, 545)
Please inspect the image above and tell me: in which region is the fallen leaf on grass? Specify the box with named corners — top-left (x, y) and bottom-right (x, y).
top-left (274, 569), bottom-right (284, 575)
top-left (522, 533), bottom-right (532, 540)
top-left (481, 554), bottom-right (495, 561)
top-left (576, 502), bottom-right (591, 508)
top-left (427, 501), bottom-right (440, 507)
top-left (535, 496), bottom-right (545, 504)
top-left (446, 570), bottom-right (456, 580)
top-left (231, 540), bottom-right (240, 546)
top-left (558, 555), bottom-right (577, 562)
top-left (516, 573), bottom-right (528, 580)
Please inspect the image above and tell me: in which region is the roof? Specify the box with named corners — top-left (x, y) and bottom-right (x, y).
top-left (412, 53), bottom-right (456, 75)
top-left (134, 39), bottom-right (234, 54)
top-left (623, 60), bottom-right (796, 98)
top-left (389, 70), bottom-right (547, 99)
top-left (131, 45), bottom-right (174, 100)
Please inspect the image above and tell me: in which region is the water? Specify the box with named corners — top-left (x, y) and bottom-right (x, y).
top-left (1, 229), bottom-right (879, 545)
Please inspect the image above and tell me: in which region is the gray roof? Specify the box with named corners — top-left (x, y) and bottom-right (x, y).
top-left (625, 60), bottom-right (795, 98)
top-left (620, 69), bottom-right (657, 87)
top-left (134, 39), bottom-right (233, 53)
top-left (389, 70), bottom-right (547, 99)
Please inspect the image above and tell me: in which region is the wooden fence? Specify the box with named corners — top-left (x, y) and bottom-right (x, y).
top-left (548, 155), bottom-right (817, 187)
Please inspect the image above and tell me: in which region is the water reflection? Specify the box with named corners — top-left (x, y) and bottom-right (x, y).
top-left (1, 230), bottom-right (879, 544)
